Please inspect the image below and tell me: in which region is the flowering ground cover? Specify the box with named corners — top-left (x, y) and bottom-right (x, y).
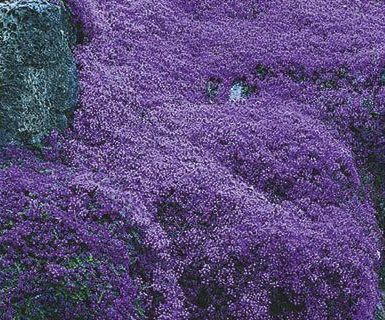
top-left (1, 0), bottom-right (384, 319)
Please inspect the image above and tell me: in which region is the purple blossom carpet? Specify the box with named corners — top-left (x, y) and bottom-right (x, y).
top-left (1, 0), bottom-right (384, 319)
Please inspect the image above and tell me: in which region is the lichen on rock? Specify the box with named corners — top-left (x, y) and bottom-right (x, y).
top-left (0, 0), bottom-right (78, 148)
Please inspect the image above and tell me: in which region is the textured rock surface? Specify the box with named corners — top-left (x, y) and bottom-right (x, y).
top-left (0, 0), bottom-right (78, 147)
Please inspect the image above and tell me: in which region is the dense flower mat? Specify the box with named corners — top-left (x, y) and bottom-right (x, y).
top-left (1, 0), bottom-right (384, 319)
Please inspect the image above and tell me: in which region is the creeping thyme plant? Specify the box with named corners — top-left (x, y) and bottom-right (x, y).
top-left (1, 0), bottom-right (384, 319)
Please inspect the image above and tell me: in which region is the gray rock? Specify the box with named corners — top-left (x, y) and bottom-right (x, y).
top-left (229, 78), bottom-right (254, 102)
top-left (0, 0), bottom-right (78, 148)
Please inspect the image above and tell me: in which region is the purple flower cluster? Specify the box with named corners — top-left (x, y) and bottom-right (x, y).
top-left (0, 148), bottom-right (140, 319)
top-left (1, 0), bottom-right (384, 319)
